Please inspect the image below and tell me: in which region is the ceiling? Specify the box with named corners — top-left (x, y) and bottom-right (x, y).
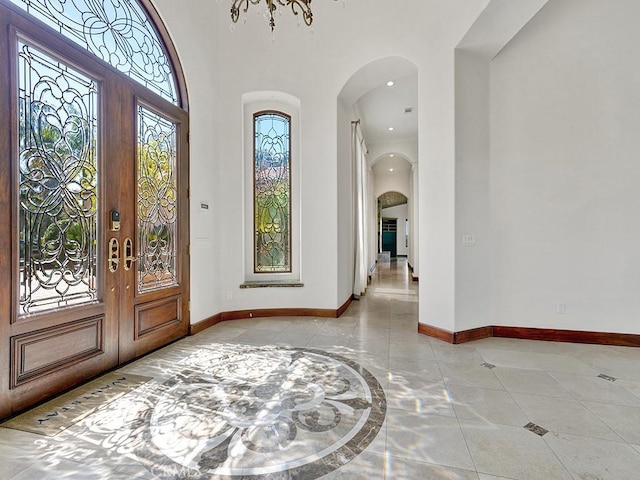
top-left (339, 56), bottom-right (418, 186)
top-left (372, 155), bottom-right (412, 177)
top-left (358, 74), bottom-right (418, 144)
top-left (353, 70), bottom-right (417, 182)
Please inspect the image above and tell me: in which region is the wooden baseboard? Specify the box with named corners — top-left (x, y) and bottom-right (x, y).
top-left (493, 326), bottom-right (640, 347)
top-left (337, 295), bottom-right (355, 317)
top-left (222, 307), bottom-right (337, 321)
top-left (406, 263), bottom-right (418, 281)
top-left (455, 326), bottom-right (493, 343)
top-left (189, 295), bottom-right (355, 336)
top-left (189, 313), bottom-right (222, 335)
top-left (418, 323), bottom-right (454, 343)
top-left (417, 324), bottom-right (491, 344)
top-left (419, 323), bottom-right (640, 347)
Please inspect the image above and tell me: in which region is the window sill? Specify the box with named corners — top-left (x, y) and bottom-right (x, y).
top-left (239, 280), bottom-right (304, 289)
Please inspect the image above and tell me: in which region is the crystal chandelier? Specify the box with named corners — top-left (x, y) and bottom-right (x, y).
top-left (231, 0), bottom-right (330, 31)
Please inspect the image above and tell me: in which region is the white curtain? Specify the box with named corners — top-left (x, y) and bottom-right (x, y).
top-left (353, 121), bottom-right (368, 297)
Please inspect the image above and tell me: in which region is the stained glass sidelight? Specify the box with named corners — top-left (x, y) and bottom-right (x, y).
top-left (137, 106), bottom-right (178, 293)
top-left (8, 0), bottom-right (177, 104)
top-left (18, 42), bottom-right (99, 315)
top-left (254, 112), bottom-right (291, 273)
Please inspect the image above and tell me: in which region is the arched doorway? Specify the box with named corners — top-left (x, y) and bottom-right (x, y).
top-left (337, 56), bottom-right (419, 295)
top-left (378, 191), bottom-right (408, 259)
top-left (0, 0), bottom-right (190, 419)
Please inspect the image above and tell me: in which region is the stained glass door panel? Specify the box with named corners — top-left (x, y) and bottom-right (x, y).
top-left (17, 41), bottom-right (99, 315)
top-left (137, 106), bottom-right (178, 293)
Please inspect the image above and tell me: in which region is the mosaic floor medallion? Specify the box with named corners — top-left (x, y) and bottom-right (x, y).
top-left (78, 345), bottom-right (387, 479)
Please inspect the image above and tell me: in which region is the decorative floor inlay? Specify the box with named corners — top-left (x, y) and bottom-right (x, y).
top-left (598, 373), bottom-right (617, 382)
top-left (30, 345), bottom-right (386, 479)
top-left (524, 422), bottom-right (549, 437)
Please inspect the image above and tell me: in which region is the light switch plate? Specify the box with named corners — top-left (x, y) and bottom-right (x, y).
top-left (463, 234), bottom-right (475, 247)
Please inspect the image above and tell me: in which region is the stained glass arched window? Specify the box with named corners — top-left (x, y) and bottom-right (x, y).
top-left (254, 111), bottom-right (291, 273)
top-left (8, 0), bottom-right (178, 104)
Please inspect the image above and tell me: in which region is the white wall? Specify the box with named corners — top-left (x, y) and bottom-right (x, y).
top-left (214, 20), bottom-right (342, 312)
top-left (454, 50), bottom-right (491, 331)
top-left (410, 164), bottom-right (419, 278)
top-left (337, 99), bottom-right (355, 305)
top-left (368, 141), bottom-right (418, 169)
top-left (452, 0), bottom-right (549, 333)
top-left (418, 2), bottom-right (492, 332)
top-left (207, 0), bottom-right (489, 321)
top-left (490, 0), bottom-right (640, 334)
top-left (381, 204), bottom-right (409, 257)
top-left (374, 172), bottom-right (410, 200)
top-left (368, 168), bottom-right (377, 272)
top-left (150, 0), bottom-right (221, 323)
top-left (151, 0), bottom-right (489, 326)
top-left (151, 0), bottom-right (640, 337)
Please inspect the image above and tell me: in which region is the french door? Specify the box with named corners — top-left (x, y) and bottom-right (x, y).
top-left (0, 2), bottom-right (189, 419)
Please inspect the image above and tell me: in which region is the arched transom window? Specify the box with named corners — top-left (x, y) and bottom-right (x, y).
top-left (8, 0), bottom-right (178, 104)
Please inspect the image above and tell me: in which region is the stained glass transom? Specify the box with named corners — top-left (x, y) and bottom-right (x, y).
top-left (137, 106), bottom-right (178, 293)
top-left (9, 0), bottom-right (177, 104)
top-left (18, 41), bottom-right (99, 315)
top-left (254, 112), bottom-right (291, 273)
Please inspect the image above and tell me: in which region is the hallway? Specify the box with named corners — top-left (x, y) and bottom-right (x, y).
top-left (1, 260), bottom-right (640, 479)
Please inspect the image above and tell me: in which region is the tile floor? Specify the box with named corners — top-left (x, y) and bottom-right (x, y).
top-left (2, 259), bottom-right (640, 479)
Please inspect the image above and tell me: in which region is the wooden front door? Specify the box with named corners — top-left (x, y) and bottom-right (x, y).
top-left (0, 2), bottom-right (189, 420)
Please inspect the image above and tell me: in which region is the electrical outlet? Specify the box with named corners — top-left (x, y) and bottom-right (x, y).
top-left (226, 292), bottom-right (233, 300)
top-left (556, 302), bottom-right (566, 314)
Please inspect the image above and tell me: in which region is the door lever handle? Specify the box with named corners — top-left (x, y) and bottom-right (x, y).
top-left (123, 237), bottom-right (138, 271)
top-left (108, 238), bottom-right (120, 272)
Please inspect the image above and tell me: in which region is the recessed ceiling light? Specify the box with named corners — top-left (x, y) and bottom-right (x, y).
top-left (389, 154), bottom-right (395, 157)
top-left (389, 168), bottom-right (394, 172)
top-left (386, 81), bottom-right (394, 87)
top-left (388, 127), bottom-right (394, 131)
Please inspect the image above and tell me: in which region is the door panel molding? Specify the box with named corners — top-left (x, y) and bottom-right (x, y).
top-left (11, 316), bottom-right (104, 387)
top-left (135, 295), bottom-right (182, 339)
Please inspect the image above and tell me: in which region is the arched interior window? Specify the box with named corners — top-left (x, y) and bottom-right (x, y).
top-left (8, 0), bottom-right (178, 104)
top-left (254, 111), bottom-right (292, 273)
top-left (242, 92), bottom-right (300, 284)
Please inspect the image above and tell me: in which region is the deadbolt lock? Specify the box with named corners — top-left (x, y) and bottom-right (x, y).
top-left (110, 210), bottom-right (120, 232)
